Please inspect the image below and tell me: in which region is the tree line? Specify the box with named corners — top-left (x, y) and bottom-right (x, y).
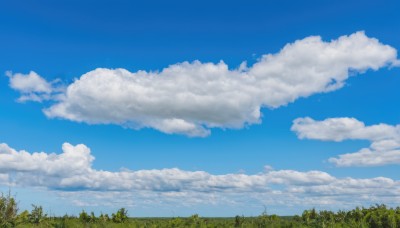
top-left (2, 191), bottom-right (400, 227)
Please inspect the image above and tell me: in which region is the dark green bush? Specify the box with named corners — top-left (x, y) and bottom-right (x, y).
top-left (78, 210), bottom-right (90, 223)
top-left (28, 204), bottom-right (46, 224)
top-left (112, 208), bottom-right (128, 223)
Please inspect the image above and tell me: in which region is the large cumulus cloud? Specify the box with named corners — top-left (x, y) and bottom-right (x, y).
top-left (7, 31), bottom-right (399, 136)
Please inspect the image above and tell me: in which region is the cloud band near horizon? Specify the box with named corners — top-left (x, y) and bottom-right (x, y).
top-left (1, 142), bottom-right (400, 209)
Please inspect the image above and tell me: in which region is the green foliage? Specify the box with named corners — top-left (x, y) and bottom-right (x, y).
top-left (78, 210), bottom-right (90, 223)
top-left (15, 204), bottom-right (400, 227)
top-left (8, 205), bottom-right (400, 227)
top-left (90, 211), bottom-right (96, 223)
top-left (28, 204), bottom-right (46, 224)
top-left (99, 212), bottom-right (110, 222)
top-left (111, 208), bottom-right (128, 223)
top-left (16, 210), bottom-right (29, 224)
top-left (0, 191), bottom-right (18, 227)
top-left (234, 215), bottom-right (245, 227)
top-left (4, 190), bottom-right (400, 227)
top-left (189, 213), bottom-right (199, 222)
top-left (168, 217), bottom-right (184, 227)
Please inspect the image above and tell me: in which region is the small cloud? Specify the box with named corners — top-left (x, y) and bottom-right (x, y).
top-left (6, 71), bottom-right (64, 102)
top-left (292, 117), bottom-right (400, 167)
top-left (264, 165), bottom-right (274, 173)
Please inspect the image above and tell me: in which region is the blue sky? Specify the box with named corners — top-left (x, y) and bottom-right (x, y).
top-left (1, 0), bottom-right (400, 216)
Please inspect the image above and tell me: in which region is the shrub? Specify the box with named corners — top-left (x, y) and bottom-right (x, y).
top-left (90, 211), bottom-right (96, 223)
top-left (79, 210), bottom-right (90, 223)
top-left (0, 192), bottom-right (18, 227)
top-left (169, 217), bottom-right (184, 226)
top-left (28, 204), bottom-right (46, 224)
top-left (112, 208), bottom-right (128, 223)
top-left (234, 215), bottom-right (245, 227)
top-left (16, 210), bottom-right (29, 224)
top-left (99, 212), bottom-right (110, 222)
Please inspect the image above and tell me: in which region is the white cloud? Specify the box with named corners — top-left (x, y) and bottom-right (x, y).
top-left (329, 148), bottom-right (400, 167)
top-left (1, 142), bottom-right (400, 210)
top-left (8, 31), bottom-right (399, 136)
top-left (0, 142), bottom-right (333, 191)
top-left (6, 71), bottom-right (52, 94)
top-left (0, 143), bottom-right (93, 175)
top-left (292, 117), bottom-right (400, 166)
top-left (6, 71), bottom-right (63, 102)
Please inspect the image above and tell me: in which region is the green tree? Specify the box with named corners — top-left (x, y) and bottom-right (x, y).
top-left (0, 192), bottom-right (18, 227)
top-left (79, 210), bottom-right (90, 223)
top-left (234, 215), bottom-right (245, 227)
top-left (112, 208), bottom-right (128, 223)
top-left (28, 204), bottom-right (46, 224)
top-left (89, 211), bottom-right (97, 223)
top-left (99, 212), bottom-right (110, 222)
top-left (16, 210), bottom-right (29, 224)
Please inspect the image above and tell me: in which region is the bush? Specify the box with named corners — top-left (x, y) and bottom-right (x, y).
top-left (28, 204), bottom-right (46, 224)
top-left (90, 211), bottom-right (96, 223)
top-left (169, 217), bottom-right (184, 226)
top-left (0, 192), bottom-right (18, 227)
top-left (79, 210), bottom-right (90, 223)
top-left (234, 215), bottom-right (245, 227)
top-left (99, 212), bottom-right (110, 222)
top-left (188, 213), bottom-right (200, 225)
top-left (16, 210), bottom-right (29, 224)
top-left (112, 208), bottom-right (128, 223)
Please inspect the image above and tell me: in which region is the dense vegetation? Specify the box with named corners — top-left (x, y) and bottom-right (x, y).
top-left (2, 192), bottom-right (400, 227)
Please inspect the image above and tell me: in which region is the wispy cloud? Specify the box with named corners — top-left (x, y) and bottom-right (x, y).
top-left (7, 32), bottom-right (399, 136)
top-left (292, 117), bottom-right (400, 166)
top-left (6, 71), bottom-right (64, 102)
